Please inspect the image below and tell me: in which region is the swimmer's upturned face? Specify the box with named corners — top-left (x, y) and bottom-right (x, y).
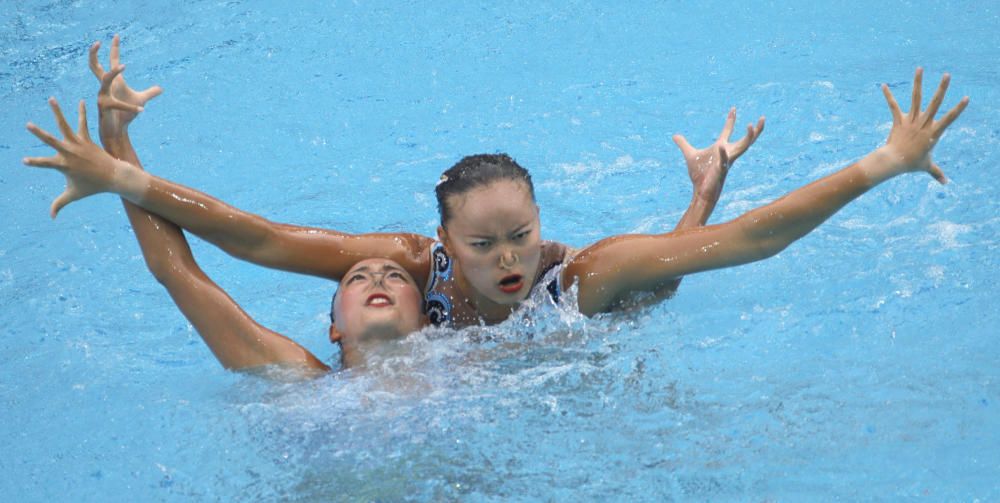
top-left (333, 259), bottom-right (425, 343)
top-left (440, 179), bottom-right (542, 306)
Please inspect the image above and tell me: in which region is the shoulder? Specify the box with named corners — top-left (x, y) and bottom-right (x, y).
top-left (540, 240), bottom-right (573, 264)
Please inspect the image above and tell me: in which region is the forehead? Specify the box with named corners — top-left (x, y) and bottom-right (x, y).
top-left (447, 180), bottom-right (536, 228)
top-left (345, 259), bottom-right (414, 281)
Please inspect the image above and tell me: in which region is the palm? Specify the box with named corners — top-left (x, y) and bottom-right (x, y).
top-left (880, 68), bottom-right (968, 183)
top-left (105, 75), bottom-right (142, 125)
top-left (673, 108), bottom-right (765, 200)
top-left (89, 36), bottom-right (162, 135)
top-left (24, 99), bottom-right (121, 217)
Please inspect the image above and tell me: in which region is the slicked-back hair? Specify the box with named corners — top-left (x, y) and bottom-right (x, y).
top-left (434, 153), bottom-right (535, 227)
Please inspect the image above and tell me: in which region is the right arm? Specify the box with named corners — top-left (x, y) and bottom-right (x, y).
top-left (90, 37), bottom-right (329, 373)
top-left (109, 166), bottom-right (432, 280)
top-left (31, 41), bottom-right (432, 284)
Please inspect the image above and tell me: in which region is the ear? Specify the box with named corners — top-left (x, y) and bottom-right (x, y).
top-left (328, 324), bottom-right (344, 344)
top-left (436, 225), bottom-right (450, 253)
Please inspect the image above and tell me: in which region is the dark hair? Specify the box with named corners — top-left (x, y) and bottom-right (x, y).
top-left (434, 153), bottom-right (535, 227)
top-left (330, 288), bottom-right (338, 324)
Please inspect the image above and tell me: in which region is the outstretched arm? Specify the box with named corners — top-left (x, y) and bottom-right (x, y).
top-left (648, 108), bottom-right (765, 299)
top-left (24, 37), bottom-right (432, 284)
top-left (85, 37), bottom-right (328, 373)
top-left (564, 69), bottom-right (967, 315)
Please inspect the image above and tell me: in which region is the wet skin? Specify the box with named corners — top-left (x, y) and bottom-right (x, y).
top-left (437, 180), bottom-right (542, 324)
top-left (332, 258), bottom-right (426, 346)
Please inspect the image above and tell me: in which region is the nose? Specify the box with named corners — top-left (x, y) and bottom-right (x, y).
top-left (369, 272), bottom-right (388, 288)
top-left (499, 249), bottom-right (519, 270)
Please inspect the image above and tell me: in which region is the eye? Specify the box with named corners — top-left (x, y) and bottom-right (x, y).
top-left (470, 240), bottom-right (492, 249)
top-left (387, 271), bottom-right (407, 281)
top-left (513, 229), bottom-right (531, 241)
top-left (346, 273), bottom-right (367, 284)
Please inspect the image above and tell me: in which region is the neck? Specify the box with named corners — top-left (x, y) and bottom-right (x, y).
top-left (339, 326), bottom-right (407, 368)
top-left (339, 342), bottom-right (366, 369)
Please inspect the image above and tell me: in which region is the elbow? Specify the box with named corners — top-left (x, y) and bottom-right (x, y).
top-left (143, 249), bottom-right (194, 288)
top-left (213, 218), bottom-right (274, 263)
top-left (752, 234), bottom-right (791, 261)
top-left (736, 215), bottom-right (793, 263)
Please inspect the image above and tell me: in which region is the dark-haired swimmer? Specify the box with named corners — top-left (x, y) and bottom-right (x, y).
top-left (25, 37), bottom-right (967, 329)
top-left (46, 37), bottom-right (426, 376)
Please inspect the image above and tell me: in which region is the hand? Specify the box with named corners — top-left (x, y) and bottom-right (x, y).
top-left (89, 35), bottom-right (162, 139)
top-left (673, 108), bottom-right (765, 202)
top-left (880, 68), bottom-right (969, 184)
top-left (24, 98), bottom-right (131, 218)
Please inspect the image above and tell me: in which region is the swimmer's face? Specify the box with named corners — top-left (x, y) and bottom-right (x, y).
top-left (333, 259), bottom-right (425, 343)
top-left (439, 179), bottom-right (542, 306)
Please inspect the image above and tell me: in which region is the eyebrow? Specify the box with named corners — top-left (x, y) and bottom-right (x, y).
top-left (468, 222), bottom-right (533, 240)
top-left (347, 264), bottom-right (412, 279)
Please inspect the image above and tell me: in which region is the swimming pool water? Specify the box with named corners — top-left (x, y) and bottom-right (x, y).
top-left (2, 1), bottom-right (998, 500)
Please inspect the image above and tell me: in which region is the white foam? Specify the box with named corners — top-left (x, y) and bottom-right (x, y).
top-left (924, 221), bottom-right (972, 249)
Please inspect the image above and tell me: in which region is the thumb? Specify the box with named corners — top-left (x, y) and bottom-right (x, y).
top-left (672, 134), bottom-right (695, 157)
top-left (929, 162), bottom-right (948, 185)
top-left (50, 189), bottom-right (78, 219)
top-left (138, 85), bottom-right (163, 104)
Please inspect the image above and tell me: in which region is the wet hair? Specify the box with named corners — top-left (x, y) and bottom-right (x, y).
top-left (329, 289), bottom-right (338, 324)
top-left (434, 153), bottom-right (535, 227)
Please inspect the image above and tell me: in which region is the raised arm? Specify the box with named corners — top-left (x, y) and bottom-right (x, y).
top-left (83, 38), bottom-right (329, 373)
top-left (564, 69), bottom-right (968, 315)
top-left (125, 186), bottom-right (331, 373)
top-left (25, 36), bottom-right (432, 284)
top-left (647, 108), bottom-right (765, 299)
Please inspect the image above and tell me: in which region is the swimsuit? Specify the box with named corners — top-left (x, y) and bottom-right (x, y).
top-left (423, 241), bottom-right (568, 327)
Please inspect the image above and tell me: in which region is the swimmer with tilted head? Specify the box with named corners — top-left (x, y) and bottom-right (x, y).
top-left (25, 36), bottom-right (968, 330)
top-left (39, 38), bottom-right (426, 376)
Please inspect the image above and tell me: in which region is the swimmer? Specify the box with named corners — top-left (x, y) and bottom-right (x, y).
top-left (70, 38), bottom-right (426, 375)
top-left (24, 37), bottom-right (967, 328)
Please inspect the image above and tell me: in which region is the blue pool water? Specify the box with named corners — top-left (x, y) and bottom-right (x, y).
top-left (2, 1), bottom-right (998, 500)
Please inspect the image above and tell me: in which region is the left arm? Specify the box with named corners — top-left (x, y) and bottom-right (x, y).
top-left (564, 69), bottom-right (967, 315)
top-left (649, 108), bottom-right (765, 299)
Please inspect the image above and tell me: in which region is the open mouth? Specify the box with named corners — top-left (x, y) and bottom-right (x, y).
top-left (365, 293), bottom-right (393, 307)
top-left (498, 274), bottom-right (524, 294)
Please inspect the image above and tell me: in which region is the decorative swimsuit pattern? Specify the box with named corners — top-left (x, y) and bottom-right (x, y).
top-left (423, 241), bottom-right (567, 327)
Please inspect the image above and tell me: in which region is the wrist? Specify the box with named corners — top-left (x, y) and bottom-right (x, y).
top-left (858, 147), bottom-right (905, 185)
top-left (111, 159), bottom-right (149, 199)
top-left (100, 134), bottom-right (135, 164)
top-left (100, 127), bottom-right (130, 147)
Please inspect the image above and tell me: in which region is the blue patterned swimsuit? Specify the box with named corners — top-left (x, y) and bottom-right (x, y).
top-left (423, 241), bottom-right (568, 327)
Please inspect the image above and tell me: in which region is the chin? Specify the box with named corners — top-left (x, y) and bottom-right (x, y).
top-left (491, 290), bottom-right (529, 305)
top-left (357, 320), bottom-right (406, 341)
